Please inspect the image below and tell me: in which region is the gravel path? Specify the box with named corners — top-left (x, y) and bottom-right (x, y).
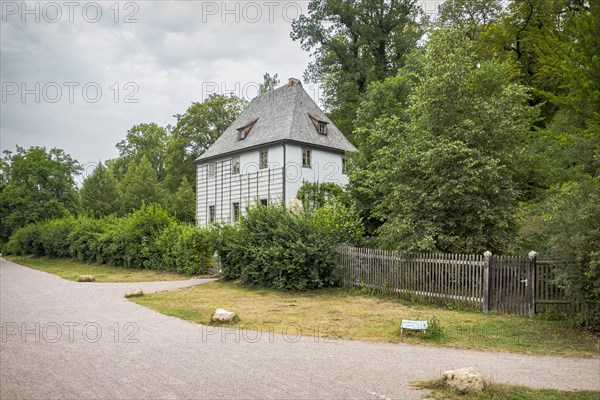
top-left (1, 258), bottom-right (598, 399)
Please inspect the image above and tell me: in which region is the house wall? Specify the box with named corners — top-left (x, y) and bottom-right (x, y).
top-left (196, 144), bottom-right (285, 226)
top-left (196, 143), bottom-right (349, 226)
top-left (283, 143), bottom-right (349, 206)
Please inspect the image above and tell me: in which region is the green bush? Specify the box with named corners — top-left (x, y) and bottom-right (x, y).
top-left (68, 217), bottom-right (103, 262)
top-left (217, 204), bottom-right (338, 290)
top-left (95, 216), bottom-right (128, 266)
top-left (313, 196), bottom-right (365, 246)
top-left (39, 217), bottom-right (77, 258)
top-left (6, 223), bottom-right (43, 256)
top-left (214, 223), bottom-right (245, 280)
top-left (157, 223), bottom-right (215, 275)
top-left (121, 204), bottom-right (174, 269)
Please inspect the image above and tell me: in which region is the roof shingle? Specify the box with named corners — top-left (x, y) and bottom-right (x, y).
top-left (195, 81), bottom-right (356, 162)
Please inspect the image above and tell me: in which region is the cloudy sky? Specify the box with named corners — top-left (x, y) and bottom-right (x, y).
top-left (1, 0), bottom-right (442, 179)
top-left (1, 1), bottom-right (319, 178)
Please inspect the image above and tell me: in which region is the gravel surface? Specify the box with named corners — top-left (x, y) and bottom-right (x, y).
top-left (1, 258), bottom-right (598, 399)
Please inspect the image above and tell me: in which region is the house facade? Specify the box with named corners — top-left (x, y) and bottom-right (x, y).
top-left (194, 78), bottom-right (356, 226)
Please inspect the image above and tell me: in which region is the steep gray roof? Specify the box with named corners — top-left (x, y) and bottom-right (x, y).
top-left (195, 81), bottom-right (356, 162)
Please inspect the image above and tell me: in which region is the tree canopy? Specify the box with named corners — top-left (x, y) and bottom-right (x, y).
top-left (0, 146), bottom-right (81, 241)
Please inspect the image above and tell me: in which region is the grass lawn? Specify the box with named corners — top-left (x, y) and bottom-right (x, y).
top-left (5, 256), bottom-right (196, 282)
top-left (415, 379), bottom-right (599, 399)
top-left (130, 280), bottom-right (599, 356)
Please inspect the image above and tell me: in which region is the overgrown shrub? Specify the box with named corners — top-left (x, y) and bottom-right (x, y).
top-left (95, 216), bottom-right (128, 266)
top-left (7, 223), bottom-right (43, 256)
top-left (157, 223), bottom-right (215, 274)
top-left (121, 205), bottom-right (174, 269)
top-left (39, 217), bottom-right (77, 258)
top-left (313, 196), bottom-right (365, 246)
top-left (213, 223), bottom-right (245, 280)
top-left (217, 204), bottom-right (338, 290)
top-left (8, 204), bottom-right (215, 276)
top-left (68, 217), bottom-right (103, 262)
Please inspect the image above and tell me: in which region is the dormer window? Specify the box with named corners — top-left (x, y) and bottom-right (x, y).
top-left (237, 119), bottom-right (259, 141)
top-left (308, 114), bottom-right (329, 135)
top-left (318, 122), bottom-right (327, 134)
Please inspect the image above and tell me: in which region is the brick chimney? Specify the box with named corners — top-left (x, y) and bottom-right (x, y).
top-left (288, 77), bottom-right (301, 87)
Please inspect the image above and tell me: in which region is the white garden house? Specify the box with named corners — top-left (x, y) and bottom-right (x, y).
top-left (194, 78), bottom-right (356, 226)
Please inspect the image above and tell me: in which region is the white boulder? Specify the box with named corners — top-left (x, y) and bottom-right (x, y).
top-left (212, 308), bottom-right (236, 323)
top-left (77, 275), bottom-right (95, 282)
top-left (124, 289), bottom-right (144, 298)
top-left (442, 367), bottom-right (484, 393)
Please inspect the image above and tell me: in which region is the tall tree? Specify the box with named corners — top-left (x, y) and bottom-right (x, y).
top-left (537, 1), bottom-right (600, 178)
top-left (170, 176), bottom-right (196, 223)
top-left (112, 123), bottom-right (169, 181)
top-left (79, 162), bottom-right (120, 218)
top-left (438, 0), bottom-right (502, 41)
top-left (357, 28), bottom-right (537, 253)
top-left (164, 94), bottom-right (246, 192)
top-left (0, 146), bottom-right (81, 241)
top-left (258, 72), bottom-right (280, 94)
top-left (349, 51), bottom-right (423, 235)
top-left (291, 0), bottom-right (423, 136)
top-left (119, 156), bottom-right (165, 215)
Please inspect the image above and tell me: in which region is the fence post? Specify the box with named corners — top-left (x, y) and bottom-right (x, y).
top-left (483, 251), bottom-right (492, 314)
top-left (527, 251), bottom-right (537, 318)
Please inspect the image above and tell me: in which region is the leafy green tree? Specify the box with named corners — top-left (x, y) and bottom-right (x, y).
top-left (439, 0), bottom-right (502, 41)
top-left (119, 156), bottom-right (165, 214)
top-left (112, 123), bottom-right (169, 181)
top-left (170, 176), bottom-right (196, 223)
top-left (349, 54), bottom-right (422, 235)
top-left (0, 146), bottom-right (81, 241)
top-left (164, 94), bottom-right (246, 192)
top-left (363, 28), bottom-right (537, 253)
top-left (291, 0), bottom-right (423, 135)
top-left (258, 72), bottom-right (280, 94)
top-left (536, 1), bottom-right (600, 179)
top-left (79, 162), bottom-right (120, 218)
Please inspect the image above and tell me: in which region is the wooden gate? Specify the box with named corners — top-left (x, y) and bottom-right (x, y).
top-left (488, 256), bottom-right (529, 315)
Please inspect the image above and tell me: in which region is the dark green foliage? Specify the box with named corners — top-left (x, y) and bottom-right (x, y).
top-left (120, 205), bottom-right (174, 269)
top-left (79, 163), bottom-right (120, 218)
top-left (68, 217), bottom-right (104, 263)
top-left (216, 205), bottom-right (338, 290)
top-left (170, 176), bottom-right (196, 223)
top-left (119, 156), bottom-right (166, 215)
top-left (95, 217), bottom-right (127, 265)
top-left (112, 123), bottom-right (168, 181)
top-left (39, 217), bottom-right (77, 258)
top-left (7, 224), bottom-right (43, 256)
top-left (213, 224), bottom-right (245, 280)
top-left (519, 177), bottom-right (600, 331)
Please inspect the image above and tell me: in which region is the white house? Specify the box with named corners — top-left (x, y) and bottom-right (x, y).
top-left (194, 78), bottom-right (356, 226)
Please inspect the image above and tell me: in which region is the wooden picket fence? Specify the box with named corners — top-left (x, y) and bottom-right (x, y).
top-left (337, 246), bottom-right (577, 316)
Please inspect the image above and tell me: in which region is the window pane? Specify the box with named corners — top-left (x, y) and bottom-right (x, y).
top-left (302, 149), bottom-right (311, 168)
top-left (260, 150), bottom-right (268, 169)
